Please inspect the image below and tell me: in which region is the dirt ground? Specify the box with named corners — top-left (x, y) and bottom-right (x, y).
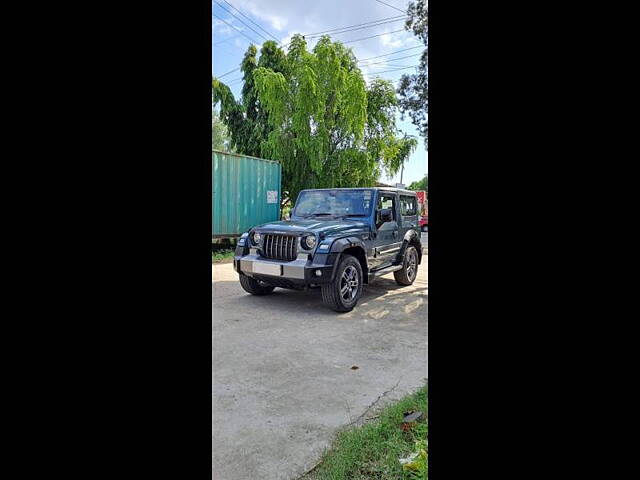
top-left (212, 257), bottom-right (427, 480)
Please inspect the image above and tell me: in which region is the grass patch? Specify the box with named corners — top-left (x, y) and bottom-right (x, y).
top-left (308, 386), bottom-right (427, 480)
top-left (212, 248), bottom-right (234, 263)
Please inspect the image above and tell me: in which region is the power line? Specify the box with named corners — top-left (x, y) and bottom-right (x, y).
top-left (374, 0), bottom-right (406, 14)
top-left (363, 65), bottom-right (418, 76)
top-left (341, 28), bottom-right (407, 44)
top-left (280, 16), bottom-right (409, 49)
top-left (219, 50), bottom-right (422, 83)
top-left (306, 17), bottom-right (406, 39)
top-left (357, 45), bottom-right (423, 62)
top-left (215, 19), bottom-right (418, 82)
top-left (214, 66), bottom-right (241, 79)
top-left (305, 15), bottom-right (405, 37)
top-left (214, 1), bottom-right (271, 43)
top-left (365, 63), bottom-right (415, 69)
top-left (213, 33), bottom-right (244, 45)
top-left (218, 0), bottom-right (279, 41)
top-left (213, 13), bottom-right (260, 44)
top-left (358, 52), bottom-right (421, 66)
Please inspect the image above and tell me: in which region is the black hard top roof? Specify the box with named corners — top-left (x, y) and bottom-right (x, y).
top-left (300, 187), bottom-right (416, 195)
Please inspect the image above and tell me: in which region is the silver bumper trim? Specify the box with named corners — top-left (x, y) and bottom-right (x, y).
top-left (239, 253), bottom-right (308, 279)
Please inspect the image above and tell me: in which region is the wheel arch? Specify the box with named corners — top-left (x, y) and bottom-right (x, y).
top-left (328, 237), bottom-right (369, 284)
top-left (399, 229), bottom-right (423, 265)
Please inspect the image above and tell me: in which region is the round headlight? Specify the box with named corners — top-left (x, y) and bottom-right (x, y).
top-left (253, 232), bottom-right (261, 244)
top-left (303, 235), bottom-right (316, 249)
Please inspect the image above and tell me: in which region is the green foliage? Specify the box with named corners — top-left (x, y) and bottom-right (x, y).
top-left (213, 35), bottom-right (417, 206)
top-left (213, 41), bottom-right (286, 158)
top-left (408, 174), bottom-right (428, 191)
top-left (309, 386), bottom-right (427, 480)
top-left (211, 248), bottom-right (234, 263)
top-left (402, 435), bottom-right (427, 479)
top-left (212, 108), bottom-right (231, 152)
top-left (212, 77), bottom-right (245, 152)
top-left (398, 0), bottom-right (428, 143)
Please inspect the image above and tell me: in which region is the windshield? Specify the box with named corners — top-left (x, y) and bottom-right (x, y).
top-left (293, 190), bottom-right (374, 218)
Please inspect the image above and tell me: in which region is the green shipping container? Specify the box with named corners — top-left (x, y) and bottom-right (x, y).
top-left (212, 150), bottom-right (282, 238)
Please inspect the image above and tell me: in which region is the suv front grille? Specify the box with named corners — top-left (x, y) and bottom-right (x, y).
top-left (261, 234), bottom-right (298, 261)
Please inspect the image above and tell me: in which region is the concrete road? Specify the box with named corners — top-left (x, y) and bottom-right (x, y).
top-left (212, 258), bottom-right (427, 480)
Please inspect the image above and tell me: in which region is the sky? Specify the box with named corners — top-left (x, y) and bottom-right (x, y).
top-left (212, 0), bottom-right (427, 187)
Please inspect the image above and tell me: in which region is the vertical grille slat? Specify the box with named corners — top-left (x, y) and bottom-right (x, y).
top-left (261, 233), bottom-right (297, 261)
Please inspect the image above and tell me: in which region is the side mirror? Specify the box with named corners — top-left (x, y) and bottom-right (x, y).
top-left (380, 208), bottom-right (393, 223)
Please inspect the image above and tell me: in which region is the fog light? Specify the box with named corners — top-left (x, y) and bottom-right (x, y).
top-left (315, 269), bottom-right (322, 276)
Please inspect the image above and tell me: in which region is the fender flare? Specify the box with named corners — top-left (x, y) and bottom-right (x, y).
top-left (327, 236), bottom-right (369, 281)
top-left (329, 236), bottom-right (367, 254)
top-left (397, 229), bottom-right (423, 264)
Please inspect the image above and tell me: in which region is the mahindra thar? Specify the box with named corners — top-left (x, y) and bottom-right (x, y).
top-left (233, 188), bottom-right (423, 312)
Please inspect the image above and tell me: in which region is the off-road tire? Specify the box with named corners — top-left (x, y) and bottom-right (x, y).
top-left (321, 254), bottom-right (363, 313)
top-left (394, 245), bottom-right (419, 286)
top-left (239, 274), bottom-right (276, 295)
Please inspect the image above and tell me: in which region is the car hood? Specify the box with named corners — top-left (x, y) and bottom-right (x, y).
top-left (254, 218), bottom-right (369, 237)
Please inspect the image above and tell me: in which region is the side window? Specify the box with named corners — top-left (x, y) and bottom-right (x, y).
top-left (376, 193), bottom-right (397, 228)
top-left (400, 195), bottom-right (417, 216)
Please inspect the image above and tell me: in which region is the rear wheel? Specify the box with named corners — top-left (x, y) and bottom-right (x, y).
top-left (321, 254), bottom-right (363, 312)
top-left (394, 246), bottom-right (418, 286)
top-left (239, 274), bottom-right (276, 295)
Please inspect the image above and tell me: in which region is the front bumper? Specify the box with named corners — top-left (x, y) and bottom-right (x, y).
top-left (233, 246), bottom-right (338, 286)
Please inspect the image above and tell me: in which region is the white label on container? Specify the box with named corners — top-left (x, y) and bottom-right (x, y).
top-left (267, 191), bottom-right (278, 203)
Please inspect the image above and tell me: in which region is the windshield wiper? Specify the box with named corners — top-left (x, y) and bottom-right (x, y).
top-left (298, 213), bottom-right (333, 218)
top-left (300, 213), bottom-right (367, 219)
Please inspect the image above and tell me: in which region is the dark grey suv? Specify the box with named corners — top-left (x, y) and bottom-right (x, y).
top-left (234, 187), bottom-right (423, 312)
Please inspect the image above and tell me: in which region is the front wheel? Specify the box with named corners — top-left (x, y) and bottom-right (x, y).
top-left (321, 254), bottom-right (363, 312)
top-left (239, 274), bottom-right (276, 295)
top-left (394, 245), bottom-right (419, 286)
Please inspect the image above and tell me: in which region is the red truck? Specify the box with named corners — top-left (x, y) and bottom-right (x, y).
top-left (416, 190), bottom-right (428, 231)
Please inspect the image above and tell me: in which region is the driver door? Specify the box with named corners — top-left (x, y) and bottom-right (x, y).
top-left (370, 192), bottom-right (401, 270)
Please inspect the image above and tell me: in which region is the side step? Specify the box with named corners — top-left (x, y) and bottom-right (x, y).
top-left (368, 264), bottom-right (402, 282)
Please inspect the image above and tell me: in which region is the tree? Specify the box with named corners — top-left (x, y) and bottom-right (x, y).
top-left (252, 34), bottom-right (416, 203)
top-left (213, 35), bottom-right (416, 206)
top-left (212, 108), bottom-right (231, 152)
top-left (398, 0), bottom-right (428, 144)
top-left (408, 174), bottom-right (428, 191)
top-left (213, 41), bottom-right (286, 158)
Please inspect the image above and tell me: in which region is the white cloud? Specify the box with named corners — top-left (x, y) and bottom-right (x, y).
top-left (380, 33), bottom-right (404, 48)
top-left (233, 0), bottom-right (289, 31)
top-left (213, 18), bottom-right (233, 36)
